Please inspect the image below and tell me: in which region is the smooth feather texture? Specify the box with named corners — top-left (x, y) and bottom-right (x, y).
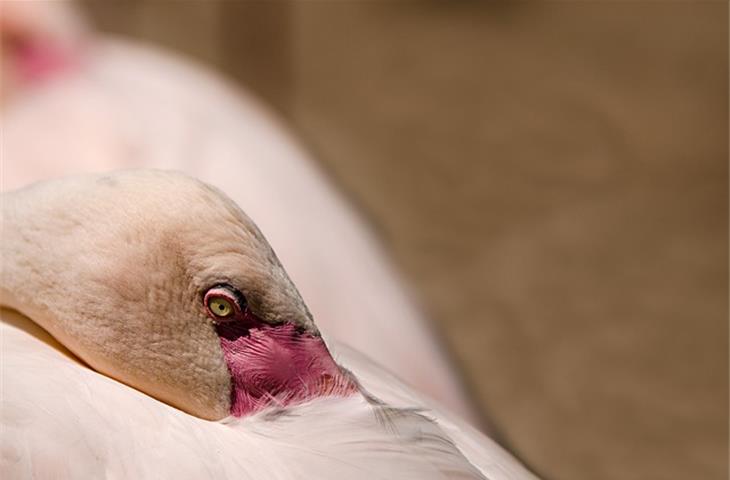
top-left (1, 308), bottom-right (538, 480)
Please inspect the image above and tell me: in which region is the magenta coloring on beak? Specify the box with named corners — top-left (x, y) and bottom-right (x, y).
top-left (215, 312), bottom-right (356, 417)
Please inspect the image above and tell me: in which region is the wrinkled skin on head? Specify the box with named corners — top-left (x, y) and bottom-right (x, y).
top-left (0, 170), bottom-right (317, 420)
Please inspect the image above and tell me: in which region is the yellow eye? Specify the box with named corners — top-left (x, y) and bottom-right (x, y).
top-left (208, 297), bottom-right (233, 317)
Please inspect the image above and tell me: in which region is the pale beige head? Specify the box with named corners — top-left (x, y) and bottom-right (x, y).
top-left (0, 170), bottom-right (315, 420)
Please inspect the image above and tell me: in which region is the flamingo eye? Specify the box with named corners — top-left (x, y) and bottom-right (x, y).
top-left (208, 297), bottom-right (233, 318)
top-left (204, 286), bottom-right (245, 322)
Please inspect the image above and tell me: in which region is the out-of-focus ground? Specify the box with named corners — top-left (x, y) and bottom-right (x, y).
top-left (81, 2), bottom-right (728, 480)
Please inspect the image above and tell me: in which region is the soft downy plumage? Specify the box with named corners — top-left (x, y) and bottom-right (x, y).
top-left (0, 171), bottom-right (538, 479)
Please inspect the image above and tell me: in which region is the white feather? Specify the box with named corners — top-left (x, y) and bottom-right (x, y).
top-left (1, 309), bottom-right (537, 479)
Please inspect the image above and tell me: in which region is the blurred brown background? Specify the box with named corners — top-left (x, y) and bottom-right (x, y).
top-left (80, 2), bottom-right (728, 480)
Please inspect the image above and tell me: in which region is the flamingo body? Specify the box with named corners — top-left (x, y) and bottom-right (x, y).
top-left (2, 308), bottom-right (534, 480)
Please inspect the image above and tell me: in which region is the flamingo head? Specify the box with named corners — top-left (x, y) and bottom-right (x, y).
top-left (1, 170), bottom-right (356, 420)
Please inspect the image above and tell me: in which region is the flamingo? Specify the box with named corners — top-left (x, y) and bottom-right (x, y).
top-left (0, 0), bottom-right (477, 421)
top-left (1, 170), bottom-right (537, 479)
